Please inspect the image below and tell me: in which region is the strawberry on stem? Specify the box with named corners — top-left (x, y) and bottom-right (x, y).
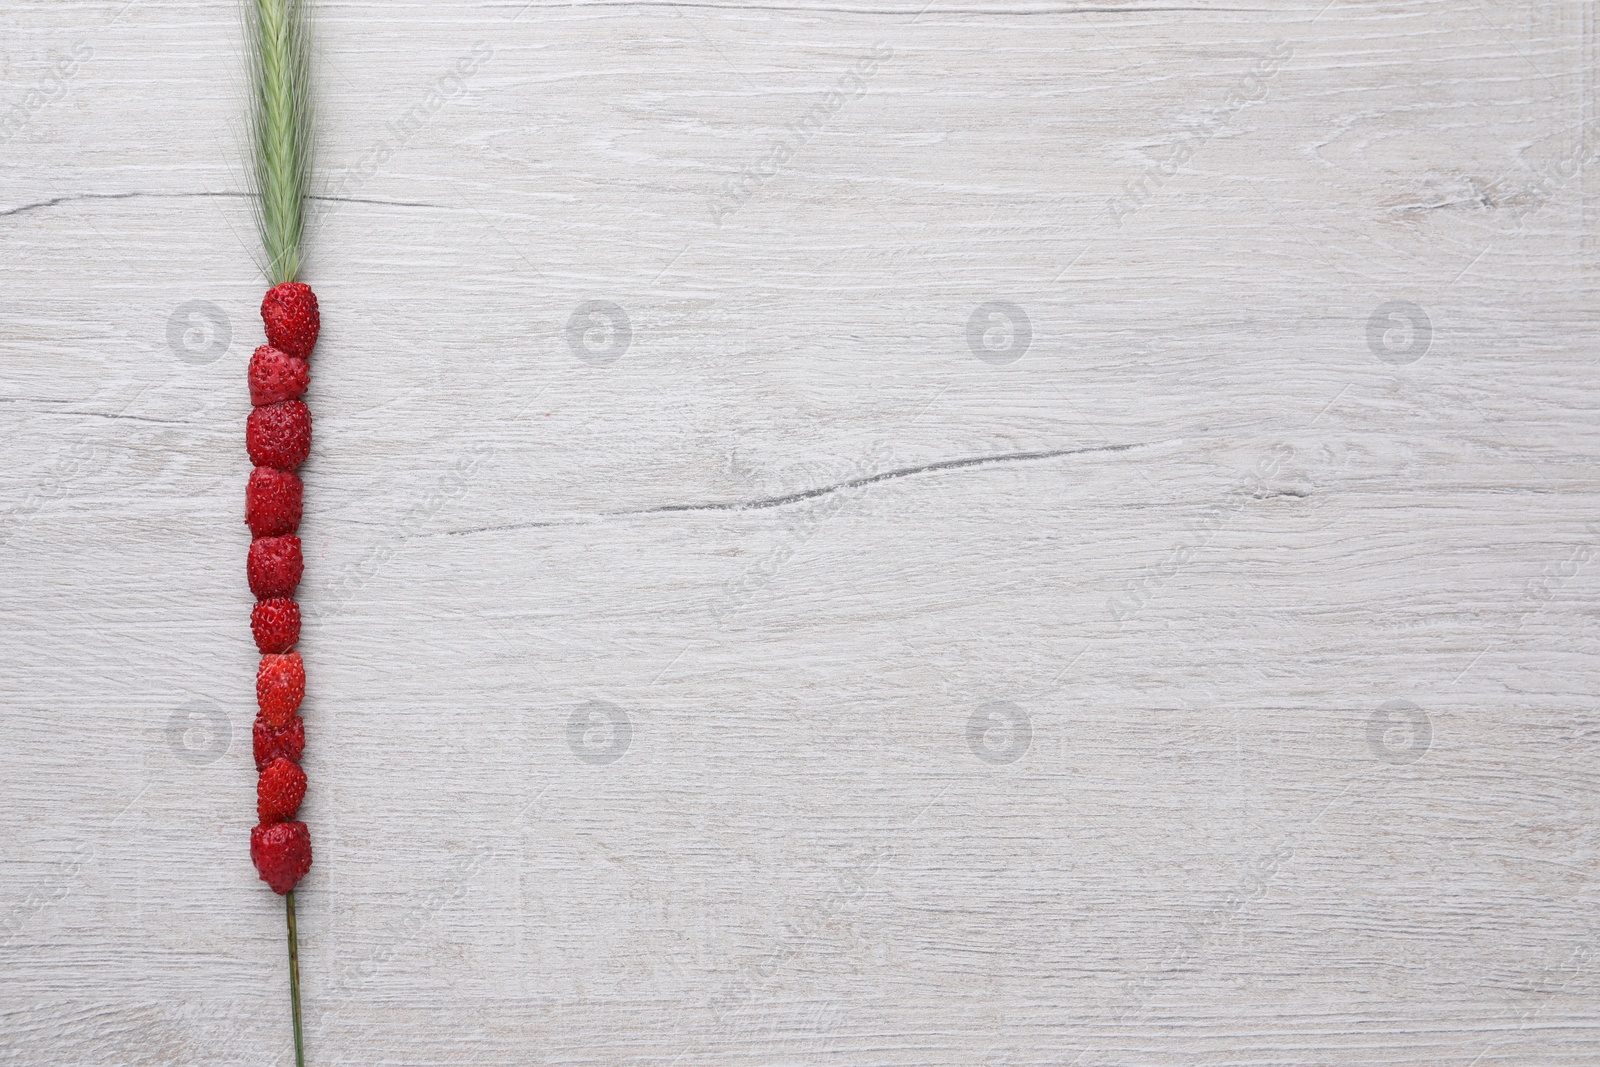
top-left (248, 536), bottom-right (303, 600)
top-left (246, 467), bottom-right (303, 538)
top-left (254, 714), bottom-right (305, 771)
top-left (247, 401), bottom-right (312, 470)
top-left (249, 345), bottom-right (310, 406)
top-left (261, 283), bottom-right (320, 358)
top-left (258, 757), bottom-right (307, 823)
top-left (250, 820), bottom-right (313, 896)
top-left (257, 652), bottom-right (306, 728)
top-left (251, 597), bottom-right (301, 654)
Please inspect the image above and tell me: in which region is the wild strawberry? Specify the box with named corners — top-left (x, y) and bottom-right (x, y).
top-left (250, 820), bottom-right (312, 895)
top-left (246, 467), bottom-right (303, 538)
top-left (248, 535), bottom-right (303, 600)
top-left (261, 282), bottom-right (320, 359)
top-left (251, 597), bottom-right (301, 653)
top-left (257, 652), bottom-right (305, 728)
top-left (257, 757), bottom-right (307, 823)
top-left (247, 401), bottom-right (311, 470)
top-left (248, 345), bottom-right (309, 406)
top-left (254, 714), bottom-right (305, 771)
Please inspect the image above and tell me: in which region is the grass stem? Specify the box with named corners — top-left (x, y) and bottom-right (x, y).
top-left (286, 890), bottom-right (305, 1067)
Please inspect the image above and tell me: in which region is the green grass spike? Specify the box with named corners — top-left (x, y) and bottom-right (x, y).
top-left (248, 0), bottom-right (314, 286)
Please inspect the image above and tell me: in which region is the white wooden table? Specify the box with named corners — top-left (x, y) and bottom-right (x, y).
top-left (3, 1), bottom-right (1598, 1063)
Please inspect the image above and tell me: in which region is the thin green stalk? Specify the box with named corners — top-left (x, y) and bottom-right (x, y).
top-left (286, 890), bottom-right (305, 1067)
top-left (248, 0), bottom-right (314, 285)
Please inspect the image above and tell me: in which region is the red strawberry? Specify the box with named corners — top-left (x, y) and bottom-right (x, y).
top-left (257, 652), bottom-right (305, 728)
top-left (247, 535), bottom-right (303, 600)
top-left (251, 597), bottom-right (301, 654)
top-left (261, 282), bottom-right (320, 359)
top-left (250, 820), bottom-right (312, 895)
top-left (245, 467), bottom-right (303, 538)
top-left (254, 714), bottom-right (305, 771)
top-left (246, 401), bottom-right (311, 470)
top-left (257, 757), bottom-right (307, 823)
top-left (248, 345), bottom-right (309, 406)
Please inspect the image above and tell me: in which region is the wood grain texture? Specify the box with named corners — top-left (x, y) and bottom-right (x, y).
top-left (2, 1), bottom-right (1598, 1064)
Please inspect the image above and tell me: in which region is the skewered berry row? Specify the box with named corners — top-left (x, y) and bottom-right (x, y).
top-left (245, 282), bottom-right (319, 896)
